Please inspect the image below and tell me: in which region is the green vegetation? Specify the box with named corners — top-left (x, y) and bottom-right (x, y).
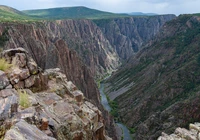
top-left (23, 6), bottom-right (130, 20)
top-left (0, 5), bottom-right (39, 22)
top-left (106, 94), bottom-right (119, 118)
top-left (0, 58), bottom-right (12, 71)
top-left (104, 14), bottom-right (200, 137)
top-left (18, 89), bottom-right (30, 108)
top-left (197, 54), bottom-right (200, 66)
top-left (129, 127), bottom-right (136, 134)
top-left (0, 28), bottom-right (9, 47)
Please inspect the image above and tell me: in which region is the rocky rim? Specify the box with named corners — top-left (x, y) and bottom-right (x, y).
top-left (0, 48), bottom-right (112, 140)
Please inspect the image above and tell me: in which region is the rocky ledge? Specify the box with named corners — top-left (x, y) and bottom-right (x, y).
top-left (0, 48), bottom-right (111, 140)
top-left (158, 123), bottom-right (200, 140)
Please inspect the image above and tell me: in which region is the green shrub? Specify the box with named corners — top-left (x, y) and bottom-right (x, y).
top-left (129, 127), bottom-right (136, 134)
top-left (18, 89), bottom-right (30, 108)
top-left (0, 58), bottom-right (12, 71)
top-left (0, 28), bottom-right (9, 47)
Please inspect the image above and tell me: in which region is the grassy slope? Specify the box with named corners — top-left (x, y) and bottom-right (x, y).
top-left (0, 5), bottom-right (129, 22)
top-left (23, 6), bottom-right (130, 19)
top-left (0, 5), bottom-right (39, 22)
top-left (106, 14), bottom-right (200, 137)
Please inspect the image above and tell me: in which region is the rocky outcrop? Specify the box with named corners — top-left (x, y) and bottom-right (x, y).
top-left (0, 22), bottom-right (100, 107)
top-left (158, 123), bottom-right (200, 140)
top-left (0, 48), bottom-right (112, 140)
top-left (94, 15), bottom-right (176, 59)
top-left (0, 21), bottom-right (117, 139)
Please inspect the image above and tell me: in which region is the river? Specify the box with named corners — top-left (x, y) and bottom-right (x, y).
top-left (99, 83), bottom-right (132, 140)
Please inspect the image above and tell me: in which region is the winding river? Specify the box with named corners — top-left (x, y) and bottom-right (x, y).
top-left (99, 83), bottom-right (132, 140)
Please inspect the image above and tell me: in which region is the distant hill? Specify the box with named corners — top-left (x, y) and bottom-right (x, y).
top-left (0, 5), bottom-right (37, 22)
top-left (128, 12), bottom-right (158, 16)
top-left (23, 6), bottom-right (130, 19)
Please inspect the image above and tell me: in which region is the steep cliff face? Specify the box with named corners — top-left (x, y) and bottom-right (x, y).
top-left (105, 15), bottom-right (200, 139)
top-left (0, 22), bottom-right (98, 104)
top-left (0, 22), bottom-right (118, 139)
top-left (44, 20), bottom-right (120, 78)
top-left (94, 15), bottom-right (176, 60)
top-left (0, 14), bottom-right (176, 139)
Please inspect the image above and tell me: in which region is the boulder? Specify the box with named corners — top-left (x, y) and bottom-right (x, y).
top-left (158, 123), bottom-right (200, 140)
top-left (14, 81), bottom-right (25, 89)
top-left (4, 120), bottom-right (56, 140)
top-left (2, 48), bottom-right (28, 64)
top-left (0, 89), bottom-right (18, 119)
top-left (27, 58), bottom-right (38, 75)
top-left (31, 73), bottom-right (48, 92)
top-left (19, 69), bottom-right (30, 80)
top-left (8, 69), bottom-right (20, 85)
top-left (24, 75), bottom-right (36, 88)
top-left (0, 70), bottom-right (9, 90)
top-left (72, 90), bottom-right (83, 103)
top-left (13, 53), bottom-right (27, 68)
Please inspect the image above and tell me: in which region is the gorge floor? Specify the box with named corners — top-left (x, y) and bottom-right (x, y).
top-left (99, 82), bottom-right (132, 140)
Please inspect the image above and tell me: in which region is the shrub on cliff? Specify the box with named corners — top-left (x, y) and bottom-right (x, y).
top-left (0, 58), bottom-right (12, 71)
top-left (18, 89), bottom-right (30, 108)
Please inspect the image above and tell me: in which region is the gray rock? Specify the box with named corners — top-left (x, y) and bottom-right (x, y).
top-left (27, 58), bottom-right (38, 75)
top-left (13, 53), bottom-right (27, 68)
top-left (14, 81), bottom-right (25, 89)
top-left (25, 75), bottom-right (36, 88)
top-left (0, 70), bottom-right (10, 90)
top-left (19, 69), bottom-right (30, 80)
top-left (0, 89), bottom-right (18, 119)
top-left (4, 120), bottom-right (56, 140)
top-left (158, 123), bottom-right (200, 140)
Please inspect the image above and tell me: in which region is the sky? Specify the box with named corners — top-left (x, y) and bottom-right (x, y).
top-left (0, 0), bottom-right (200, 15)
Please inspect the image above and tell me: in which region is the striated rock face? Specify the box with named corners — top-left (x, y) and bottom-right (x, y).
top-left (0, 15), bottom-right (176, 139)
top-left (0, 48), bottom-right (112, 140)
top-left (0, 21), bottom-right (117, 139)
top-left (105, 15), bottom-right (200, 139)
top-left (0, 22), bottom-right (100, 107)
top-left (94, 15), bottom-right (176, 60)
top-left (158, 123), bottom-right (200, 140)
top-left (0, 16), bottom-right (176, 79)
top-left (44, 20), bottom-right (120, 78)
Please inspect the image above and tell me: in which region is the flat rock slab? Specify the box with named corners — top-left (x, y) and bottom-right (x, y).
top-left (0, 89), bottom-right (18, 119)
top-left (4, 120), bottom-right (56, 140)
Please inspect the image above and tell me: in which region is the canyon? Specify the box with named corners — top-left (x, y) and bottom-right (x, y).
top-left (0, 10), bottom-right (175, 139)
top-left (106, 15), bottom-right (200, 139)
top-left (2, 5), bottom-right (199, 140)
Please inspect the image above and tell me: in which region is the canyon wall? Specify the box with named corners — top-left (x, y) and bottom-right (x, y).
top-left (0, 22), bottom-right (117, 139)
top-left (94, 15), bottom-right (176, 60)
top-left (0, 14), bottom-right (176, 139)
top-left (105, 15), bottom-right (200, 139)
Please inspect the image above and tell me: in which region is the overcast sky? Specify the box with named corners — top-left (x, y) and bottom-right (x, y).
top-left (1, 0), bottom-right (200, 15)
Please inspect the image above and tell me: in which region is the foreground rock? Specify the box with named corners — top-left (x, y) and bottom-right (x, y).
top-left (0, 48), bottom-right (111, 140)
top-left (158, 123), bottom-right (200, 140)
